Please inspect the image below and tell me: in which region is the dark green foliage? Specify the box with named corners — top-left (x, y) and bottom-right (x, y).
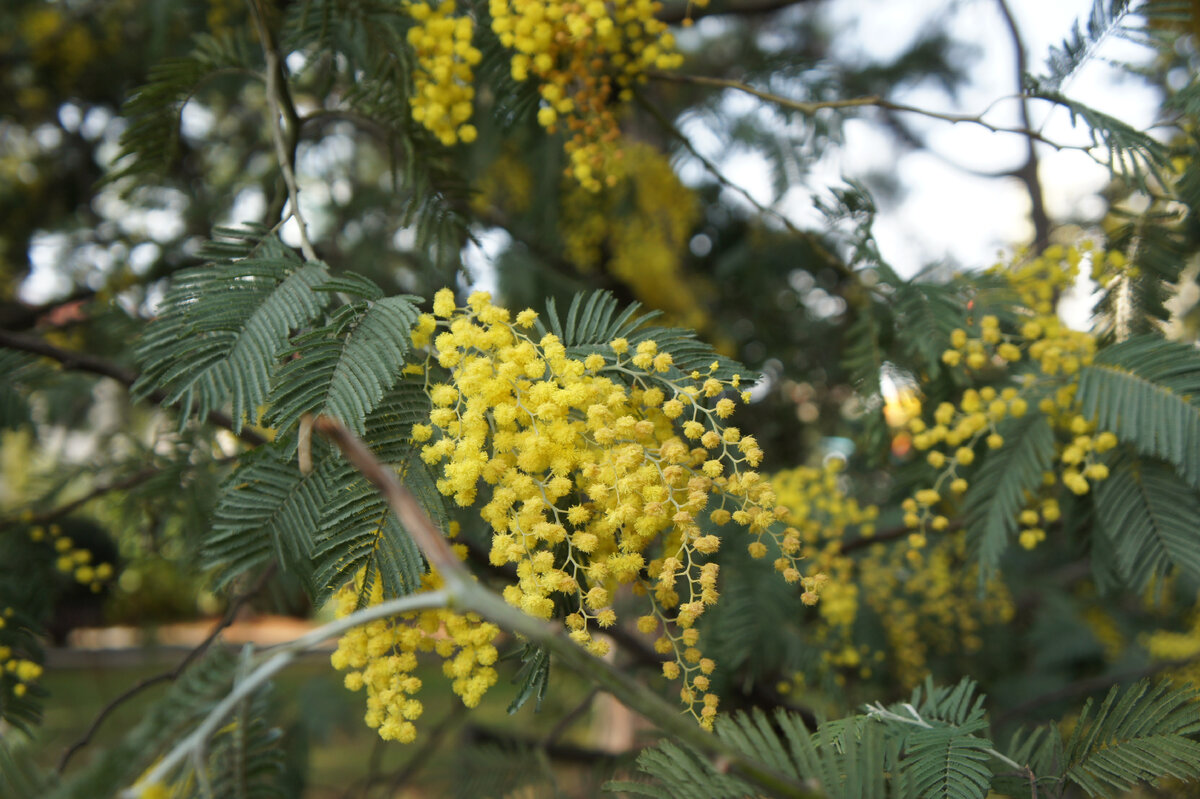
top-left (964, 410), bottom-right (1056, 576)
top-left (108, 31), bottom-right (257, 181)
top-left (268, 292), bottom-right (420, 436)
top-left (1076, 334), bottom-right (1200, 489)
top-left (1094, 454), bottom-right (1200, 590)
top-left (134, 236), bottom-right (331, 431)
top-left (505, 642), bottom-right (551, 714)
top-left (1064, 680), bottom-right (1200, 796)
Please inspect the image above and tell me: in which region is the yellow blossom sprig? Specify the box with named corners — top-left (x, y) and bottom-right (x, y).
top-left (0, 607), bottom-right (42, 699)
top-left (330, 560), bottom-right (499, 742)
top-left (406, 0), bottom-right (482, 146)
top-left (406, 288), bottom-right (815, 726)
top-left (488, 0), bottom-right (694, 189)
top-left (906, 244), bottom-right (1132, 556)
top-left (29, 523), bottom-right (116, 592)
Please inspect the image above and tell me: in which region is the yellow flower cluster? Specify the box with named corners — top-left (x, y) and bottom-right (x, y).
top-left (412, 288), bottom-right (798, 726)
top-left (857, 534), bottom-right (1014, 687)
top-left (0, 608), bottom-right (42, 699)
top-left (330, 555), bottom-right (500, 743)
top-left (768, 463), bottom-right (1010, 687)
top-left (906, 245), bottom-right (1126, 554)
top-left (561, 144), bottom-right (709, 331)
top-left (29, 523), bottom-right (115, 591)
top-left (488, 0), bottom-right (690, 190)
top-left (406, 0), bottom-right (481, 146)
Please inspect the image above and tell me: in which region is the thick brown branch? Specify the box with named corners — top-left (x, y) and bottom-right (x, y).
top-left (996, 0), bottom-right (1051, 251)
top-left (0, 329), bottom-right (266, 447)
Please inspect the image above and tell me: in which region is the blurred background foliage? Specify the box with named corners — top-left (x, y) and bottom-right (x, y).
top-left (3, 0), bottom-right (1200, 796)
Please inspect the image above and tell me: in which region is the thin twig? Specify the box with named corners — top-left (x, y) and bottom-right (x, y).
top-left (650, 71), bottom-right (1099, 159)
top-left (58, 565), bottom-right (277, 773)
top-left (0, 329), bottom-right (266, 447)
top-left (0, 467), bottom-right (161, 533)
top-left (250, 0), bottom-right (318, 262)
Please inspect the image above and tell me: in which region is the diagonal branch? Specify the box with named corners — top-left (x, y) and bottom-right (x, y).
top-left (0, 329), bottom-right (266, 447)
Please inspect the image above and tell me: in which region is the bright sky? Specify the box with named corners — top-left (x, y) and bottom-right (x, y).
top-left (689, 0), bottom-right (1162, 281)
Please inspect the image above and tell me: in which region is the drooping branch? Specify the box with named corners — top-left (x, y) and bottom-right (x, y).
top-left (0, 329), bottom-right (266, 447)
top-left (0, 466), bottom-right (161, 533)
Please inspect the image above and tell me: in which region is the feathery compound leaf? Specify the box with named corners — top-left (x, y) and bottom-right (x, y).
top-left (135, 248), bottom-right (330, 431)
top-left (1076, 335), bottom-right (1200, 489)
top-left (544, 290), bottom-right (753, 381)
top-left (1030, 89), bottom-right (1172, 190)
top-left (543, 290), bottom-right (653, 349)
top-left (206, 689), bottom-right (286, 799)
top-left (205, 447), bottom-right (335, 588)
top-left (965, 410), bottom-right (1056, 577)
top-left (269, 295), bottom-right (421, 435)
top-left (309, 455), bottom-right (431, 603)
top-left (109, 32), bottom-right (256, 181)
top-left (893, 279), bottom-right (966, 379)
top-left (1093, 455), bottom-right (1200, 590)
top-left (899, 728), bottom-right (993, 799)
top-left (1037, 0), bottom-right (1132, 92)
top-left (1065, 680), bottom-right (1200, 797)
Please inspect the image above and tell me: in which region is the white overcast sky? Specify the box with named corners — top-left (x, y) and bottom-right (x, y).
top-left (686, 0), bottom-right (1161, 278)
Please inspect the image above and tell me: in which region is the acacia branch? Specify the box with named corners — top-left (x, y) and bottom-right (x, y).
top-left (250, 0), bottom-right (317, 262)
top-left (651, 71), bottom-right (1098, 158)
top-left (0, 329), bottom-right (266, 447)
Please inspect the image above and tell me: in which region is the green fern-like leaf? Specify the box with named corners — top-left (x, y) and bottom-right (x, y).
top-left (135, 240), bottom-right (331, 431)
top-left (1029, 89), bottom-right (1172, 189)
top-left (542, 291), bottom-right (752, 382)
top-left (893, 280), bottom-right (965, 380)
top-left (899, 728), bottom-right (993, 799)
top-left (205, 446), bottom-right (333, 588)
top-left (1065, 680), bottom-right (1200, 797)
top-left (1093, 455), bottom-right (1200, 590)
top-left (268, 294), bottom-right (420, 435)
top-left (1076, 335), bottom-right (1200, 489)
top-left (109, 32), bottom-right (256, 181)
top-left (1036, 0), bottom-right (1132, 91)
top-left (203, 688), bottom-right (286, 799)
top-left (964, 410), bottom-right (1056, 576)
